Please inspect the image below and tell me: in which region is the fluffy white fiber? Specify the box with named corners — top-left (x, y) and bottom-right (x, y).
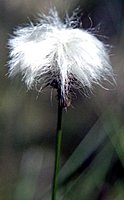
top-left (8, 9), bottom-right (114, 106)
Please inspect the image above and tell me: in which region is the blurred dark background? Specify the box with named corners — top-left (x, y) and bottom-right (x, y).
top-left (0, 0), bottom-right (124, 199)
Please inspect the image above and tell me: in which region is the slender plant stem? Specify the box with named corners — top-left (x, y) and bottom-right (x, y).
top-left (52, 100), bottom-right (63, 200)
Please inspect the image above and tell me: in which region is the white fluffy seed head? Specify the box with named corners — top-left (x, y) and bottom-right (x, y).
top-left (8, 8), bottom-right (115, 107)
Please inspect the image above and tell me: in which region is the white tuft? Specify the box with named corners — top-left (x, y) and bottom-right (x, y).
top-left (8, 9), bottom-right (115, 106)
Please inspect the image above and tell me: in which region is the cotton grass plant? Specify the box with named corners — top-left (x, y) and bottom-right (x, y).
top-left (8, 8), bottom-right (114, 200)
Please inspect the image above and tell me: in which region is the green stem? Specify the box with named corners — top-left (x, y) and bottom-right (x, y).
top-left (52, 100), bottom-right (63, 200)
